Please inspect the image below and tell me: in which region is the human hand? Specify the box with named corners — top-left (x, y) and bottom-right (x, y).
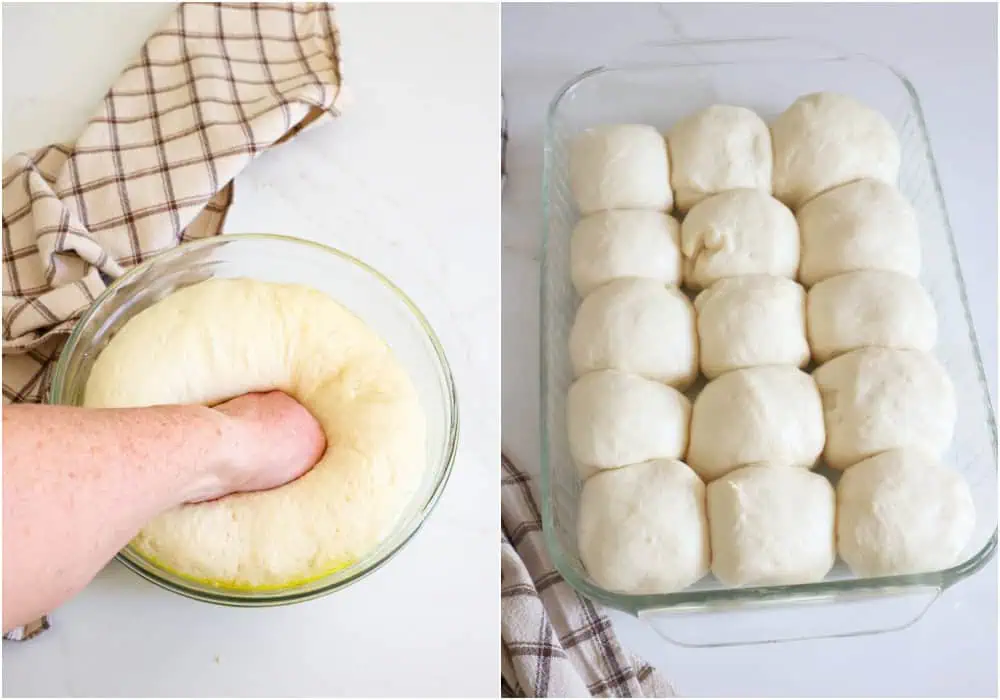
top-left (192, 391), bottom-right (326, 502)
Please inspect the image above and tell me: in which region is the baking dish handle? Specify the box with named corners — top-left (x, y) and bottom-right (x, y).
top-left (606, 36), bottom-right (850, 69)
top-left (637, 586), bottom-right (942, 648)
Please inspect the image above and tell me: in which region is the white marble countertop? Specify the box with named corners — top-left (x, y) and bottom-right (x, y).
top-left (2, 3), bottom-right (499, 697)
top-left (502, 3), bottom-right (998, 697)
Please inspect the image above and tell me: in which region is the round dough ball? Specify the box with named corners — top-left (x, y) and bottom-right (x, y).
top-left (667, 104), bottom-right (772, 212)
top-left (570, 278), bottom-right (697, 388)
top-left (812, 347), bottom-right (956, 470)
top-left (694, 275), bottom-right (808, 379)
top-left (579, 459), bottom-right (709, 594)
top-left (569, 124), bottom-right (672, 214)
top-left (708, 464), bottom-right (835, 587)
top-left (798, 179), bottom-right (920, 287)
top-left (687, 366), bottom-right (824, 481)
top-left (837, 449), bottom-right (975, 577)
top-left (807, 270), bottom-right (937, 363)
top-left (567, 370), bottom-right (691, 473)
top-left (771, 92), bottom-right (901, 210)
top-left (84, 278), bottom-right (427, 589)
top-left (680, 189), bottom-right (799, 290)
top-left (570, 210), bottom-right (682, 297)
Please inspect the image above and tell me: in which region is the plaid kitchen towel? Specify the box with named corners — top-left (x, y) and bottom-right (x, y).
top-left (501, 454), bottom-right (674, 698)
top-left (2, 1), bottom-right (343, 641)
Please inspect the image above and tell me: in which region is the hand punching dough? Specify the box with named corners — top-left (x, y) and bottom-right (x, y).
top-left (570, 278), bottom-right (697, 388)
top-left (694, 275), bottom-right (809, 379)
top-left (666, 104), bottom-right (772, 212)
top-left (680, 189), bottom-right (799, 290)
top-left (569, 124), bottom-right (672, 214)
top-left (798, 179), bottom-right (921, 287)
top-left (837, 449), bottom-right (975, 577)
top-left (84, 278), bottom-right (427, 589)
top-left (567, 370), bottom-right (691, 473)
top-left (812, 347), bottom-right (956, 470)
top-left (708, 464), bottom-right (835, 587)
top-left (579, 459), bottom-right (709, 594)
top-left (687, 366), bottom-right (824, 482)
top-left (807, 270), bottom-right (937, 363)
top-left (570, 210), bottom-right (682, 297)
top-left (771, 92), bottom-right (901, 210)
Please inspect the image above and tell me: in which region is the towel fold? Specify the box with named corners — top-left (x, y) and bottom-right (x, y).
top-left (501, 453), bottom-right (674, 698)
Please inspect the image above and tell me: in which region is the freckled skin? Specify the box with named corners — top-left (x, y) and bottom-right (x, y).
top-left (2, 391), bottom-right (324, 632)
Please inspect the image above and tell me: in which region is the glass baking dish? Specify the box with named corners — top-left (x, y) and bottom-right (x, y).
top-left (539, 38), bottom-right (998, 646)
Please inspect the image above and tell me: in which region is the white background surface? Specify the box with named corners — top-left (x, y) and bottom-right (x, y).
top-left (2, 3), bottom-right (500, 697)
top-left (502, 3), bottom-right (997, 697)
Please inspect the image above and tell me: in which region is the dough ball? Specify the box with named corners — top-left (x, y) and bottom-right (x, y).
top-left (667, 104), bottom-right (772, 212)
top-left (687, 366), bottom-right (824, 481)
top-left (579, 459), bottom-right (709, 594)
top-left (570, 278), bottom-right (697, 388)
top-left (837, 449), bottom-right (975, 577)
top-left (694, 275), bottom-right (809, 379)
top-left (84, 279), bottom-right (427, 589)
top-left (570, 210), bottom-right (682, 297)
top-left (567, 369), bottom-right (691, 473)
top-left (807, 270), bottom-right (937, 364)
top-left (771, 92), bottom-right (901, 210)
top-left (798, 179), bottom-right (920, 287)
top-left (708, 464), bottom-right (835, 586)
top-left (569, 124), bottom-right (672, 214)
top-left (681, 189), bottom-right (799, 290)
top-left (812, 347), bottom-right (956, 470)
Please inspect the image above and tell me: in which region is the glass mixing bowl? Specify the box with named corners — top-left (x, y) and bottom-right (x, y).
top-left (49, 234), bottom-right (459, 606)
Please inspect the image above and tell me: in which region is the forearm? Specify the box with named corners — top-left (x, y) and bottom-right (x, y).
top-left (2, 403), bottom-right (233, 631)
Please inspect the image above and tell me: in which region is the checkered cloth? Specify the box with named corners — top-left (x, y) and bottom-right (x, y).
top-left (501, 454), bottom-right (674, 698)
top-left (2, 1), bottom-right (343, 641)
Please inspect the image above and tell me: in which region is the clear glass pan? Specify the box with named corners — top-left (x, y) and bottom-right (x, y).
top-left (540, 38), bottom-right (998, 646)
top-left (50, 234), bottom-right (460, 606)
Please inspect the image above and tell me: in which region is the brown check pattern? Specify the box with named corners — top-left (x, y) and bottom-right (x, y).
top-left (501, 454), bottom-right (673, 698)
top-left (2, 2), bottom-right (343, 407)
top-left (1, 2), bottom-right (343, 642)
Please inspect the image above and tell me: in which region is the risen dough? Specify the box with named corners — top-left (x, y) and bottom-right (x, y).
top-left (812, 347), bottom-right (956, 470)
top-left (687, 366), bottom-right (824, 482)
top-left (680, 189), bottom-right (799, 290)
top-left (798, 179), bottom-right (920, 287)
top-left (694, 275), bottom-right (808, 379)
top-left (579, 459), bottom-right (709, 594)
top-left (567, 370), bottom-right (690, 473)
top-left (570, 210), bottom-right (682, 297)
top-left (570, 278), bottom-right (697, 388)
top-left (666, 104), bottom-right (772, 212)
top-left (837, 449), bottom-right (975, 577)
top-left (83, 278), bottom-right (426, 589)
top-left (707, 464), bottom-right (835, 587)
top-left (771, 92), bottom-right (901, 210)
top-left (807, 270), bottom-right (937, 363)
top-left (569, 124), bottom-right (672, 214)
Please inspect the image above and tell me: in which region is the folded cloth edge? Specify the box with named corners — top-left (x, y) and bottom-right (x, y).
top-left (500, 452), bottom-right (674, 698)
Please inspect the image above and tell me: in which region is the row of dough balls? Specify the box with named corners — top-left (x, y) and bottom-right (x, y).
top-left (569, 92), bottom-right (900, 216)
top-left (568, 271), bottom-right (937, 384)
top-left (571, 180), bottom-right (920, 298)
top-left (568, 355), bottom-right (956, 481)
top-left (578, 452), bottom-right (975, 594)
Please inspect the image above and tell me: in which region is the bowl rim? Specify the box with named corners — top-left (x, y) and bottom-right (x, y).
top-left (49, 233), bottom-right (461, 606)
